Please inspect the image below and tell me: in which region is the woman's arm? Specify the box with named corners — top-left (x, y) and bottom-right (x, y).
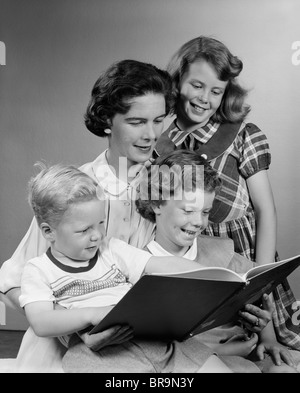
top-left (24, 301), bottom-right (113, 338)
top-left (1, 288), bottom-right (23, 313)
top-left (247, 170), bottom-right (277, 266)
top-left (0, 217), bottom-right (48, 298)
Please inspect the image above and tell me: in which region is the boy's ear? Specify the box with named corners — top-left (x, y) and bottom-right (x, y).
top-left (40, 223), bottom-right (55, 241)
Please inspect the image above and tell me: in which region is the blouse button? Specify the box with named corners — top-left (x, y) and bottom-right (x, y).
top-left (123, 218), bottom-right (129, 222)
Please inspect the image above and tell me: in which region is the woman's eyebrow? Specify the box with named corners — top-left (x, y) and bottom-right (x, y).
top-left (125, 113), bottom-right (166, 121)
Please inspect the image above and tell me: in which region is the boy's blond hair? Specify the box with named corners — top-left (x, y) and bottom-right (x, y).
top-left (28, 162), bottom-right (99, 227)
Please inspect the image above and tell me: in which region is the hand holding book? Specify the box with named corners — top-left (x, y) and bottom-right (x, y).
top-left (89, 254), bottom-right (300, 341)
top-left (238, 293), bottom-right (273, 332)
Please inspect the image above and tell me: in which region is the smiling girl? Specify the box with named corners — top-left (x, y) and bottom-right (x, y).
top-left (154, 36), bottom-right (300, 351)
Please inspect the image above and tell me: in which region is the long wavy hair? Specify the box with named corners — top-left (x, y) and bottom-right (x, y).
top-left (167, 36), bottom-right (250, 123)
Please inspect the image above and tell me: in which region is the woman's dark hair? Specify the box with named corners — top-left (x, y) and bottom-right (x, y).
top-left (167, 36), bottom-right (251, 123)
top-left (85, 59), bottom-right (175, 137)
top-left (136, 150), bottom-right (221, 223)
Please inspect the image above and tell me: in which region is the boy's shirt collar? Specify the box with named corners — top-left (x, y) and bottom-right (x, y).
top-left (46, 247), bottom-right (98, 273)
top-left (147, 238), bottom-right (197, 260)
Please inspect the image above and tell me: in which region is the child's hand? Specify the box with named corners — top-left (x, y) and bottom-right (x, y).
top-left (238, 294), bottom-right (273, 332)
top-left (216, 333), bottom-right (258, 357)
top-left (256, 341), bottom-right (296, 369)
top-left (78, 325), bottom-right (134, 352)
top-left (79, 306), bottom-right (134, 352)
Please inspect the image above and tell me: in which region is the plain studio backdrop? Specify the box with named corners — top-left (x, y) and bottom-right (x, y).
top-left (0, 0), bottom-right (299, 329)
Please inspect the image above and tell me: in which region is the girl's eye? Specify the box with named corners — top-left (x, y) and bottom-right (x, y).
top-left (81, 228), bottom-right (89, 233)
top-left (154, 119), bottom-right (164, 124)
top-left (192, 83), bottom-right (202, 89)
top-left (212, 90), bottom-right (222, 96)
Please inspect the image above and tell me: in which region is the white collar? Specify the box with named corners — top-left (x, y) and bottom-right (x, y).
top-left (91, 150), bottom-right (150, 197)
top-left (147, 238), bottom-right (197, 260)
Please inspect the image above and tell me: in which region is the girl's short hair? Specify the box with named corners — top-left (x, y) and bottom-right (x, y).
top-left (167, 36), bottom-right (250, 123)
top-left (28, 163), bottom-right (99, 227)
top-left (136, 150), bottom-right (221, 223)
top-left (85, 59), bottom-right (175, 137)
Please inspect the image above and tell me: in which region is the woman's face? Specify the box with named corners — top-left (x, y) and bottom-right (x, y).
top-left (108, 93), bottom-right (167, 168)
top-left (177, 59), bottom-right (227, 130)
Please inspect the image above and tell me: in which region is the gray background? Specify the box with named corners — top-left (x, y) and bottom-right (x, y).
top-left (0, 0), bottom-right (299, 329)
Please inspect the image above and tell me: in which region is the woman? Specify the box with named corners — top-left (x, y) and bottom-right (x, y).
top-left (0, 59), bottom-right (174, 371)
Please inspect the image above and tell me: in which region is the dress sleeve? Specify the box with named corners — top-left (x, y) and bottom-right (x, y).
top-left (237, 123), bottom-right (271, 179)
top-left (0, 217), bottom-right (49, 293)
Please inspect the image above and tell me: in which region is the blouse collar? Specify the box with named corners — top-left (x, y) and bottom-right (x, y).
top-left (91, 149), bottom-right (151, 198)
top-left (168, 119), bottom-right (219, 145)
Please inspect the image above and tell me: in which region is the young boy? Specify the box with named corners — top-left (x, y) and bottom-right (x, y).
top-left (136, 150), bottom-right (300, 373)
top-left (21, 162), bottom-right (236, 373)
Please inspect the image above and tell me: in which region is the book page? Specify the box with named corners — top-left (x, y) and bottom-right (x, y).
top-left (243, 254), bottom-right (300, 280)
top-left (153, 266), bottom-right (245, 282)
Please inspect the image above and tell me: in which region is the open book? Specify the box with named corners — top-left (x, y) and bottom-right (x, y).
top-left (89, 254), bottom-right (300, 341)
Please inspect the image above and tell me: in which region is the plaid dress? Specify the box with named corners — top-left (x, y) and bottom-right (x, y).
top-left (155, 119), bottom-right (300, 350)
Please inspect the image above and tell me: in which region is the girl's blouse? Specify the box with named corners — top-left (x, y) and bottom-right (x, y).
top-left (0, 150), bottom-right (155, 294)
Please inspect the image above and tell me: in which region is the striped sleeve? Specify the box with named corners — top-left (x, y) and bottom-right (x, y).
top-left (237, 123), bottom-right (271, 178)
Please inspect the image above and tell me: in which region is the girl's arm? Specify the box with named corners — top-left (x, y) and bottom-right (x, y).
top-left (247, 170), bottom-right (277, 266)
top-left (24, 301), bottom-right (113, 338)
